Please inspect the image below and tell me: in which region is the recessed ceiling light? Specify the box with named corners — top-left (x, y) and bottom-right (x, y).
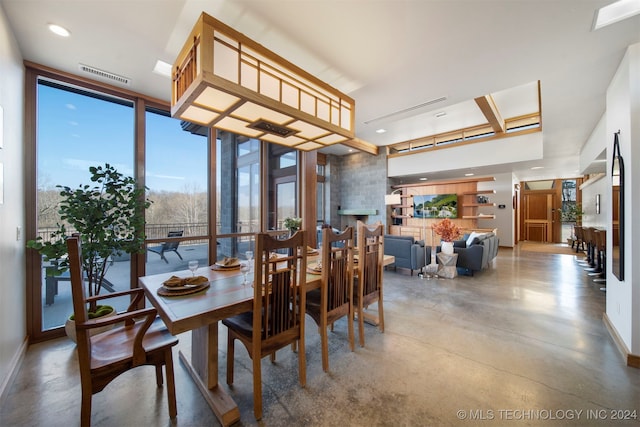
top-left (376, 128), bottom-right (386, 134)
top-left (48, 23), bottom-right (70, 37)
top-left (531, 166), bottom-right (544, 170)
top-left (594, 0), bottom-right (640, 30)
top-left (153, 60), bottom-right (172, 77)
top-left (465, 173), bottom-right (474, 176)
top-left (419, 177), bottom-right (428, 181)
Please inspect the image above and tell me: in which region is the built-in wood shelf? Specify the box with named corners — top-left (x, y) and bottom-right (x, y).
top-left (462, 203), bottom-right (496, 207)
top-left (462, 190), bottom-right (496, 195)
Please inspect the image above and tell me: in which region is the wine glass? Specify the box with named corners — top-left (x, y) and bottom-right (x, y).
top-left (188, 260), bottom-right (199, 277)
top-left (240, 262), bottom-right (250, 285)
top-left (245, 250), bottom-right (253, 268)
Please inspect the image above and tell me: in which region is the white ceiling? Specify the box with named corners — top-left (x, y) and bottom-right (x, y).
top-left (2, 0), bottom-right (639, 182)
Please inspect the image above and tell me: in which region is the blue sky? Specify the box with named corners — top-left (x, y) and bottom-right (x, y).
top-left (38, 83), bottom-right (207, 193)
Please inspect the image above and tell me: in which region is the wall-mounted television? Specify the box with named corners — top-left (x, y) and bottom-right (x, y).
top-left (413, 194), bottom-right (458, 218)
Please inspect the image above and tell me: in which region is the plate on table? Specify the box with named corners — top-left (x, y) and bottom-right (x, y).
top-left (161, 275), bottom-right (209, 291)
top-left (158, 282), bottom-right (210, 296)
top-left (307, 262), bottom-right (322, 275)
top-left (161, 283), bottom-right (201, 292)
top-left (214, 257), bottom-right (240, 269)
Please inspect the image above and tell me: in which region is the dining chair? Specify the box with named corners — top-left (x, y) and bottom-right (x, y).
top-left (223, 230), bottom-right (307, 420)
top-left (354, 221), bottom-right (385, 347)
top-left (66, 235), bottom-right (178, 426)
top-left (306, 226), bottom-right (355, 372)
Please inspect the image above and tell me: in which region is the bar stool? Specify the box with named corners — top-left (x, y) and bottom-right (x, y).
top-left (593, 229), bottom-right (606, 291)
top-left (580, 227), bottom-right (596, 269)
top-left (573, 224), bottom-right (585, 252)
top-left (588, 229), bottom-right (604, 277)
top-left (574, 226), bottom-right (589, 266)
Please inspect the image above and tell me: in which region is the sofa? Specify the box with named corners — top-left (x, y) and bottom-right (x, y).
top-left (450, 231), bottom-right (499, 275)
top-left (384, 235), bottom-right (427, 275)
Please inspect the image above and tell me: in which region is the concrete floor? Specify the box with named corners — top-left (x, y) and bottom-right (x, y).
top-left (3, 245), bottom-right (640, 426)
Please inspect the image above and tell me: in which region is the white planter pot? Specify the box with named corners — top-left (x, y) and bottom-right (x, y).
top-left (65, 307), bottom-right (116, 343)
top-left (441, 241), bottom-right (454, 255)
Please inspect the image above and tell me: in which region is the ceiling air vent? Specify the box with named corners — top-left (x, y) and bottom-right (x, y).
top-left (78, 63), bottom-right (131, 86)
top-left (249, 120), bottom-right (298, 137)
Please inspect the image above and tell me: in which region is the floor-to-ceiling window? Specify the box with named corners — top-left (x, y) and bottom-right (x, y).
top-left (26, 65), bottom-right (308, 342)
top-left (560, 179), bottom-right (580, 242)
top-left (267, 145), bottom-right (298, 230)
top-left (316, 156), bottom-right (326, 226)
top-left (25, 67), bottom-right (211, 341)
top-left (144, 108), bottom-right (209, 275)
top-left (35, 78), bottom-right (135, 332)
top-left (217, 132), bottom-right (261, 261)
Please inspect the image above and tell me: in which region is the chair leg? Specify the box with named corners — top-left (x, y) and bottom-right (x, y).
top-left (357, 304), bottom-right (365, 347)
top-left (160, 252), bottom-right (168, 264)
top-left (226, 333), bottom-right (235, 385)
top-left (252, 356), bottom-right (263, 420)
top-left (155, 364), bottom-right (163, 386)
top-left (378, 298), bottom-right (385, 333)
top-left (80, 383), bottom-right (92, 427)
top-left (298, 330), bottom-right (306, 387)
top-left (165, 351), bottom-right (177, 419)
top-left (175, 250), bottom-right (183, 260)
top-left (347, 316), bottom-right (355, 352)
top-left (320, 321), bottom-right (329, 372)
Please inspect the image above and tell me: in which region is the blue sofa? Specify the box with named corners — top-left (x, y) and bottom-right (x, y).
top-left (384, 235), bottom-right (427, 275)
top-left (451, 231), bottom-right (499, 275)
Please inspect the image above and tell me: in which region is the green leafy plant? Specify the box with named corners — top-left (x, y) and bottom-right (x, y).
top-left (561, 203), bottom-right (584, 222)
top-left (27, 164), bottom-right (151, 305)
top-left (283, 217), bottom-right (302, 231)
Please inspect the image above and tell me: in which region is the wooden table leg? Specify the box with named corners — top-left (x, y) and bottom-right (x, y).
top-left (178, 322), bottom-right (240, 426)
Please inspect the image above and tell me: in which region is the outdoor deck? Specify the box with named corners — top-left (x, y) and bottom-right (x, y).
top-left (41, 243), bottom-right (212, 330)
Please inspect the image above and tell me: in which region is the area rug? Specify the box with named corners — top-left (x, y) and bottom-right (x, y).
top-left (519, 242), bottom-right (580, 256)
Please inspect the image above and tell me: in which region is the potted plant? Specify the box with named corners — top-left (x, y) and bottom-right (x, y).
top-left (284, 217), bottom-right (303, 234)
top-left (561, 203), bottom-right (584, 223)
top-left (432, 218), bottom-right (462, 254)
top-left (561, 203), bottom-right (584, 246)
top-left (27, 163), bottom-right (151, 341)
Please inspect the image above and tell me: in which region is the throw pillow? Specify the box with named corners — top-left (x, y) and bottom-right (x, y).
top-left (466, 231), bottom-right (484, 247)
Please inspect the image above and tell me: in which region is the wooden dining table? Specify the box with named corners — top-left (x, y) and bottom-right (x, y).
top-left (139, 252), bottom-right (395, 426)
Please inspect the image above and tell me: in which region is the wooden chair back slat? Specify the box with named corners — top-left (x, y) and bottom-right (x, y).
top-left (355, 222), bottom-right (385, 347)
top-left (224, 230), bottom-right (307, 420)
top-left (305, 226), bottom-right (355, 371)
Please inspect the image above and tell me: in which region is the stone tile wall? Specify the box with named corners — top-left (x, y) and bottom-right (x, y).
top-left (326, 151), bottom-right (387, 230)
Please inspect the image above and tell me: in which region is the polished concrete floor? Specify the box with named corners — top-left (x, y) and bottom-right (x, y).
top-left (3, 245), bottom-right (640, 426)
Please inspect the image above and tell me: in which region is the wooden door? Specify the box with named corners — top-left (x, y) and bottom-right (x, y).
top-left (522, 193), bottom-right (554, 242)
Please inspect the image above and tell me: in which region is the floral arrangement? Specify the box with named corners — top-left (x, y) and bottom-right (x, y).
top-left (432, 218), bottom-right (461, 242)
top-left (283, 217), bottom-right (302, 231)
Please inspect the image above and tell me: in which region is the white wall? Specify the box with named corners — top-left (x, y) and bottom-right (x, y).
top-left (580, 114), bottom-right (607, 228)
top-left (0, 4), bottom-right (27, 398)
top-left (388, 131), bottom-right (543, 178)
top-left (580, 114), bottom-right (606, 173)
top-left (605, 43), bottom-right (640, 354)
top-left (581, 178), bottom-right (608, 228)
top-left (476, 172), bottom-right (515, 247)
